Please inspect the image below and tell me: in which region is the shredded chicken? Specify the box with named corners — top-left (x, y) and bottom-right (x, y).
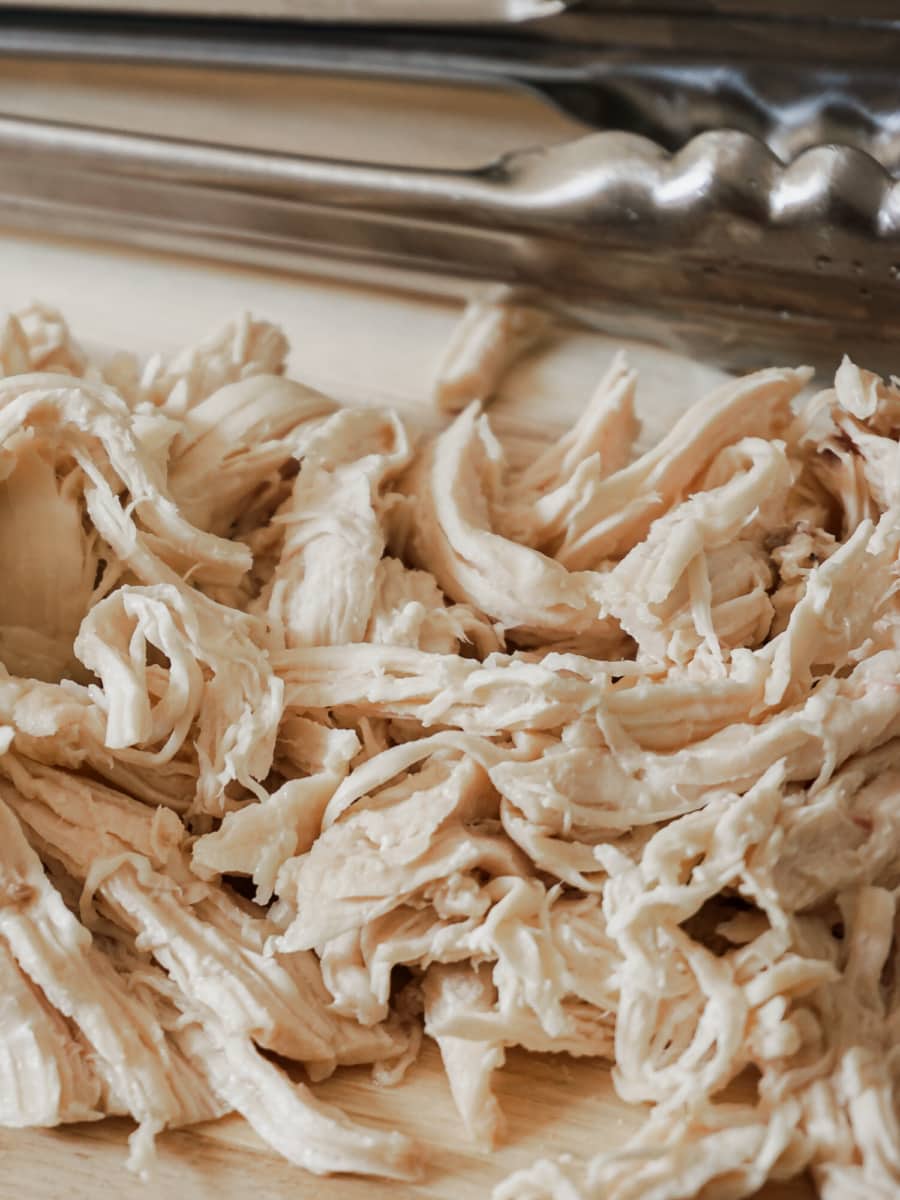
top-left (430, 287), bottom-right (553, 413)
top-left (2, 309), bottom-right (900, 1200)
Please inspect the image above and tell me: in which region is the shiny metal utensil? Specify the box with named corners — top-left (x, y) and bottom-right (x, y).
top-left (576, 1), bottom-right (899, 17)
top-left (0, 0), bottom-right (569, 23)
top-left (4, 12), bottom-right (900, 170)
top-left (1, 112), bottom-right (900, 372)
top-left (552, 7), bottom-right (900, 63)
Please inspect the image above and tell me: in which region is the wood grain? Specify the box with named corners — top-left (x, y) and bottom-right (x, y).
top-left (2, 1043), bottom-right (815, 1199)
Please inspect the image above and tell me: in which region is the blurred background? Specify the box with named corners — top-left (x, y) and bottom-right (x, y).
top-left (1, 3), bottom-right (900, 379)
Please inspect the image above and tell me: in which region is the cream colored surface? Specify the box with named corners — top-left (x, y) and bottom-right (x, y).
top-left (0, 60), bottom-right (583, 165)
top-left (0, 231), bottom-right (815, 1199)
top-left (0, 233), bottom-right (726, 437)
top-left (3, 1044), bottom-right (810, 1200)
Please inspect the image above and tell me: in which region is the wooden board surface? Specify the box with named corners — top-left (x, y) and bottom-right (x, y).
top-left (3, 1042), bottom-right (814, 1199)
top-left (0, 58), bottom-right (582, 167)
top-left (0, 234), bottom-right (818, 1199)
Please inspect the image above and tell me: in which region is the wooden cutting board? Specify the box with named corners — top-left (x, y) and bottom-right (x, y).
top-left (0, 233), bottom-right (818, 1200)
top-left (2, 1041), bottom-right (814, 1199)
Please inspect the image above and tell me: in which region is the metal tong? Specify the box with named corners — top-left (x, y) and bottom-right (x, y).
top-left (2, 111), bottom-right (900, 369)
top-left (4, 8), bottom-right (900, 160)
top-left (4, 7), bottom-right (900, 367)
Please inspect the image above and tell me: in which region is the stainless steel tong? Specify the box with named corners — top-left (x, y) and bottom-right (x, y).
top-left (4, 9), bottom-right (900, 150)
top-left (4, 7), bottom-right (900, 368)
top-left (2, 111), bottom-right (900, 370)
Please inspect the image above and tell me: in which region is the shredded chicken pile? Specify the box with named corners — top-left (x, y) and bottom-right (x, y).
top-left (2, 302), bottom-right (900, 1199)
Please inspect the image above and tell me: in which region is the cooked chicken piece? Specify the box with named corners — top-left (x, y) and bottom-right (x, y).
top-left (75, 583), bottom-right (282, 814)
top-left (475, 877), bottom-right (618, 1050)
top-left (259, 407), bottom-right (411, 647)
top-left (278, 643), bottom-right (603, 734)
top-left (278, 506), bottom-right (892, 749)
top-left (191, 772), bottom-right (340, 903)
top-left (548, 367), bottom-right (810, 569)
top-left (497, 1103), bottom-right (805, 1200)
top-left (768, 520), bottom-right (839, 637)
top-left (772, 741), bottom-right (900, 910)
top-left (318, 880), bottom-right (617, 1065)
top-left (600, 889), bottom-right (900, 1200)
top-left (0, 313), bottom-right (31, 377)
top-left (651, 540), bottom-right (775, 665)
top-left (500, 798), bottom-right (608, 892)
top-left (505, 352), bottom-right (639, 543)
top-left (86, 750), bottom-right (200, 815)
top-left (833, 354), bottom-right (900, 433)
top-left (366, 554), bottom-right (501, 655)
top-left (423, 963), bottom-right (507, 1149)
top-left (274, 712), bottom-right (361, 777)
top-left (0, 939), bottom-right (104, 1128)
top-left (602, 768), bottom-right (790, 1107)
top-left (0, 664), bottom-right (201, 815)
top-left (431, 289), bottom-right (552, 413)
top-left (11, 303), bottom-right (88, 377)
top-left (605, 437), bottom-right (792, 664)
top-left (274, 753), bottom-right (527, 952)
top-left (138, 314), bottom-right (288, 414)
top-left (812, 433), bottom-right (878, 537)
top-left (402, 402), bottom-right (622, 649)
top-left (492, 643), bottom-right (900, 834)
top-left (292, 761), bottom-right (619, 1048)
top-left (166, 374), bottom-right (336, 537)
top-left (74, 838), bottom-right (425, 1181)
top-left (0, 373), bottom-right (250, 589)
top-left (318, 899), bottom-right (490, 1027)
top-left (177, 1023), bottom-right (421, 1181)
top-left (761, 511), bottom-right (899, 707)
top-left (839, 420), bottom-right (900, 515)
top-left (0, 757), bottom-right (406, 1076)
top-left (0, 795), bottom-right (220, 1171)
top-left (74, 855), bottom-right (425, 1181)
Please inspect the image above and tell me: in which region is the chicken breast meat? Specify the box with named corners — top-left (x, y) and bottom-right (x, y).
top-left (1, 302), bottom-right (900, 1200)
